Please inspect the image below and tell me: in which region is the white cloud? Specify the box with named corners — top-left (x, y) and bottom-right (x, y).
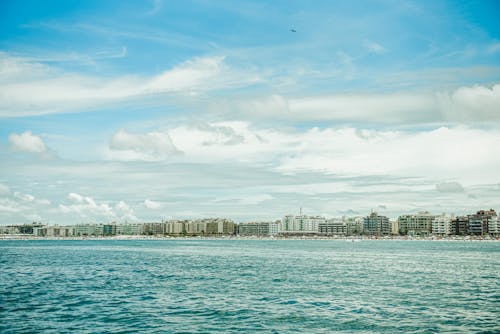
top-left (58, 193), bottom-right (137, 222)
top-left (108, 129), bottom-right (181, 161)
top-left (144, 199), bottom-right (161, 209)
top-left (115, 201), bottom-right (137, 221)
top-left (8, 131), bottom-right (48, 153)
top-left (60, 192), bottom-right (115, 219)
top-left (363, 40), bottom-right (387, 54)
top-left (212, 84), bottom-right (500, 124)
top-left (166, 122), bottom-right (500, 184)
top-left (437, 84), bottom-right (500, 122)
top-left (145, 56), bottom-right (225, 93)
top-left (0, 53), bottom-right (258, 117)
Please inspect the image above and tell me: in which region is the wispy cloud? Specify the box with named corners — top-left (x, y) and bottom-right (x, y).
top-left (0, 53), bottom-right (260, 117)
top-left (363, 40), bottom-right (387, 54)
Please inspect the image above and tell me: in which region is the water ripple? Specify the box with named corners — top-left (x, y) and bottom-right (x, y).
top-left (0, 240), bottom-right (499, 333)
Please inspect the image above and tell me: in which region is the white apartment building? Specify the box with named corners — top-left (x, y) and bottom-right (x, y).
top-left (280, 215), bottom-right (325, 234)
top-left (488, 215), bottom-right (499, 236)
top-left (165, 221), bottom-right (185, 234)
top-left (116, 223), bottom-right (144, 235)
top-left (432, 215), bottom-right (453, 236)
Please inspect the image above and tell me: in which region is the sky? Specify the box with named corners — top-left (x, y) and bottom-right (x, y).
top-left (1, 0), bottom-right (500, 224)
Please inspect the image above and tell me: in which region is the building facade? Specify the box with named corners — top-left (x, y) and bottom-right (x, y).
top-left (432, 216), bottom-right (453, 236)
top-left (319, 218), bottom-right (347, 235)
top-left (363, 212), bottom-right (391, 236)
top-left (467, 209), bottom-right (497, 236)
top-left (398, 212), bottom-right (437, 236)
top-left (280, 215), bottom-right (325, 234)
top-left (238, 222), bottom-right (279, 236)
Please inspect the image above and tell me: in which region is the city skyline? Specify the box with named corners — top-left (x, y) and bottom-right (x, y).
top-left (1, 1), bottom-right (500, 225)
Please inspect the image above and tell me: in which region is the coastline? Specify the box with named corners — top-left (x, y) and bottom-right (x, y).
top-left (1, 234), bottom-right (499, 241)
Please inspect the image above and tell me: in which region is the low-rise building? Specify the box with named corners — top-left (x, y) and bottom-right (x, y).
top-left (238, 222), bottom-right (279, 236)
top-left (73, 224), bottom-right (99, 236)
top-left (319, 218), bottom-right (347, 235)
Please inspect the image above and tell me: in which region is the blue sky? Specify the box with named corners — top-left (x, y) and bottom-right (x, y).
top-left (1, 0), bottom-right (500, 224)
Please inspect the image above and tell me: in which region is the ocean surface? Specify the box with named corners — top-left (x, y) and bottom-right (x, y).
top-left (1, 239), bottom-right (499, 333)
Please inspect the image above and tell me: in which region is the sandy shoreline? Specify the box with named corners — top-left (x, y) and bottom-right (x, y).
top-left (1, 235), bottom-right (499, 241)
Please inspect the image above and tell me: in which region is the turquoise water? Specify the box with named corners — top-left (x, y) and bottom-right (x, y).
top-left (1, 240), bottom-right (499, 333)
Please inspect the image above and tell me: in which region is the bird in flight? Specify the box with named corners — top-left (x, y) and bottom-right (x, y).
top-left (290, 29), bottom-right (296, 32)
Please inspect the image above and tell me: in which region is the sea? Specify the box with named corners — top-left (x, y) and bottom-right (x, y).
top-left (1, 239), bottom-right (499, 333)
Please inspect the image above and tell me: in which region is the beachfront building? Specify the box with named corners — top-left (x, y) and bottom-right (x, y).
top-left (143, 222), bottom-right (165, 235)
top-left (167, 220), bottom-right (187, 234)
top-left (432, 216), bottom-right (454, 236)
top-left (391, 220), bottom-right (399, 235)
top-left (345, 217), bottom-right (364, 235)
top-left (280, 215), bottom-right (325, 234)
top-left (33, 225), bottom-right (47, 236)
top-left (1, 222), bottom-right (46, 235)
top-left (451, 216), bottom-right (469, 235)
top-left (488, 215), bottom-right (499, 236)
top-left (102, 224), bottom-right (116, 236)
top-left (116, 223), bottom-right (144, 235)
top-left (363, 212), bottom-right (391, 236)
top-left (398, 212), bottom-right (437, 236)
top-left (186, 220), bottom-right (207, 235)
top-left (0, 225), bottom-right (21, 234)
top-left (238, 222), bottom-right (279, 236)
top-left (73, 224), bottom-right (98, 236)
top-left (319, 218), bottom-right (347, 235)
top-left (468, 209), bottom-right (497, 236)
top-left (46, 225), bottom-right (74, 237)
top-left (204, 218), bottom-right (236, 235)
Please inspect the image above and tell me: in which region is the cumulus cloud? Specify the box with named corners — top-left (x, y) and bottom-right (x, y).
top-left (436, 182), bottom-right (465, 193)
top-left (60, 193), bottom-right (115, 219)
top-left (115, 201), bottom-right (137, 221)
top-left (144, 199), bottom-right (161, 209)
top-left (437, 84), bottom-right (500, 122)
top-left (8, 131), bottom-right (48, 154)
top-left (108, 129), bottom-right (181, 161)
top-left (58, 193), bottom-right (138, 222)
top-left (175, 123), bottom-right (500, 185)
